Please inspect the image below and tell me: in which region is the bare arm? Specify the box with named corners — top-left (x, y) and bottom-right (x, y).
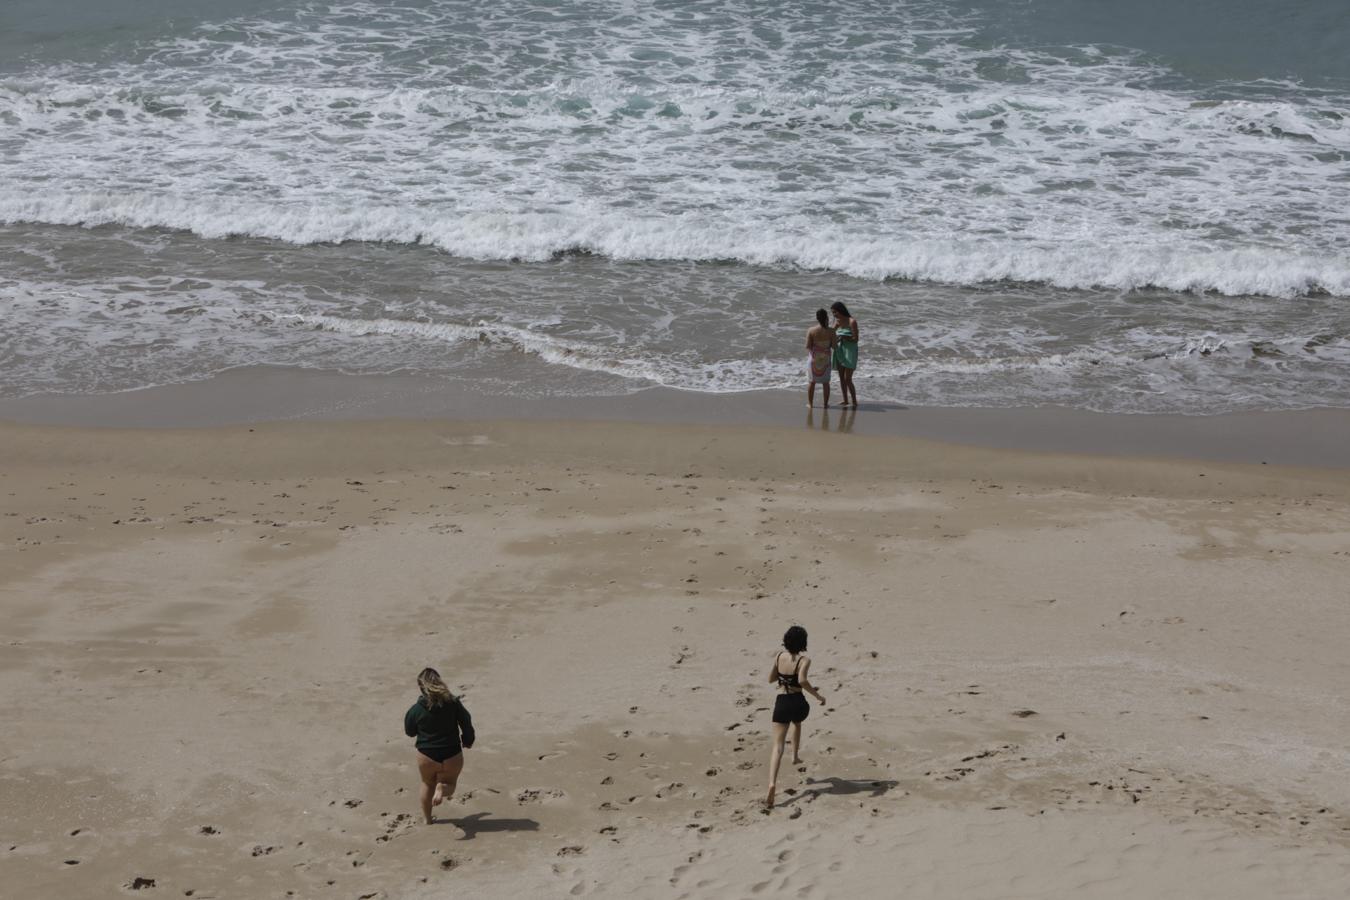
top-left (767, 651), bottom-right (783, 684)
top-left (845, 318), bottom-right (859, 343)
top-left (798, 658), bottom-right (826, 705)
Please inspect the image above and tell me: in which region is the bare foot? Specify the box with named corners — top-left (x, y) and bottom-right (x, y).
top-left (792, 756), bottom-right (803, 766)
top-left (424, 815), bottom-right (435, 825)
top-left (432, 785), bottom-right (445, 807)
top-left (764, 786), bottom-right (776, 809)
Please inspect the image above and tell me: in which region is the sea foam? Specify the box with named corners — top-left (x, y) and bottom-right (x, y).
top-left (1, 0), bottom-right (1348, 298)
top-left (3, 0), bottom-right (1349, 412)
top-left (3, 191), bottom-right (1347, 298)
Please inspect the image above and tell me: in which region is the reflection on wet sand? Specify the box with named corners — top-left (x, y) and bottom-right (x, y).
top-left (805, 405), bottom-right (856, 433)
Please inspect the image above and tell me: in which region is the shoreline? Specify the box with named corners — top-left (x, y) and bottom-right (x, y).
top-left (2, 364), bottom-right (1349, 467)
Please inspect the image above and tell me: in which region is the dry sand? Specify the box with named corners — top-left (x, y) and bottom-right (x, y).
top-left (2, 418), bottom-right (1348, 899)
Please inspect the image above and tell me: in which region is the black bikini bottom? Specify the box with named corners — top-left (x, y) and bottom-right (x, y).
top-left (418, 745), bottom-right (462, 763)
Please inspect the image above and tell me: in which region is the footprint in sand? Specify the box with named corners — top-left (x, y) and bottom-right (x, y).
top-left (515, 788), bottom-right (566, 804)
top-left (376, 812), bottom-right (413, 843)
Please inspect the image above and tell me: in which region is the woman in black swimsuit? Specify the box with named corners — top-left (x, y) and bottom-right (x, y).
top-left (404, 667), bottom-right (475, 824)
top-left (765, 625), bottom-right (826, 809)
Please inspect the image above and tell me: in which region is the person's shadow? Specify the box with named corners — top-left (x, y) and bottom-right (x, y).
top-left (782, 776), bottom-right (900, 806)
top-left (447, 811), bottom-right (541, 839)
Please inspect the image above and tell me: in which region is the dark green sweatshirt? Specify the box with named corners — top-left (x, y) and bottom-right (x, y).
top-left (404, 696), bottom-right (475, 755)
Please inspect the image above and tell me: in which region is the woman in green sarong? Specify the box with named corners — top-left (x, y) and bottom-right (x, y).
top-left (830, 301), bottom-right (859, 408)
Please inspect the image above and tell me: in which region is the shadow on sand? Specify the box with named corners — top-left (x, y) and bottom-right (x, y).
top-left (783, 776), bottom-right (901, 806)
top-left (447, 811), bottom-right (541, 839)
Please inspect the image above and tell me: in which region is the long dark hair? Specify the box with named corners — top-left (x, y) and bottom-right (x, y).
top-left (830, 301), bottom-right (852, 319)
top-left (783, 625), bottom-right (808, 655)
top-left (815, 308), bottom-right (829, 327)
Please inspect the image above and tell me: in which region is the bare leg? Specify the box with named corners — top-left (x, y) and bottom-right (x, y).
top-left (766, 722), bottom-right (789, 808)
top-left (808, 381), bottom-right (816, 408)
top-left (791, 721), bottom-right (804, 765)
top-left (823, 379), bottom-right (831, 408)
top-left (417, 753), bottom-right (440, 824)
top-left (417, 751), bottom-right (464, 824)
top-left (435, 753), bottom-right (464, 806)
top-left (848, 370), bottom-right (858, 406)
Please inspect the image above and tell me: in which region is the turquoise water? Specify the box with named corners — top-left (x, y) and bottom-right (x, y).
top-left (2, 0), bottom-right (1348, 412)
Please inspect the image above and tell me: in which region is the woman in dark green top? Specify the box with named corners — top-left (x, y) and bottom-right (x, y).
top-left (404, 667), bottom-right (475, 824)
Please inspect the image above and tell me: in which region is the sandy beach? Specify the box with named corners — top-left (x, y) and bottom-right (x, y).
top-left (3, 411), bottom-right (1349, 899)
top-left (6, 0), bottom-right (1350, 896)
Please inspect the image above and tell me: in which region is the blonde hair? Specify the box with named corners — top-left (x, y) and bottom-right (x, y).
top-left (417, 667), bottom-right (455, 708)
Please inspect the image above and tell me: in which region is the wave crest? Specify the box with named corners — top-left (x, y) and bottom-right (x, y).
top-left (4, 192), bottom-right (1347, 298)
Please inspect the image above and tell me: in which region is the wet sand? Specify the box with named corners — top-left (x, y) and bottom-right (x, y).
top-left (2, 411), bottom-right (1349, 898)
top-left (1, 364), bottom-right (1349, 465)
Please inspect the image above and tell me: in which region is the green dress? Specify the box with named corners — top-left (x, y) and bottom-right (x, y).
top-left (834, 326), bottom-right (858, 370)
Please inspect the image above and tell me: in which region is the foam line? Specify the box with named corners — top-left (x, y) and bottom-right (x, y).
top-left (4, 193), bottom-right (1347, 298)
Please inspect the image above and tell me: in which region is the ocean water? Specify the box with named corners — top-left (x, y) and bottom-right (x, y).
top-left (2, 0), bottom-right (1349, 413)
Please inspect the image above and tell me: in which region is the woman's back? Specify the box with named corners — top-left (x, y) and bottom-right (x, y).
top-left (775, 651), bottom-right (806, 690)
top-left (405, 695), bottom-right (474, 749)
